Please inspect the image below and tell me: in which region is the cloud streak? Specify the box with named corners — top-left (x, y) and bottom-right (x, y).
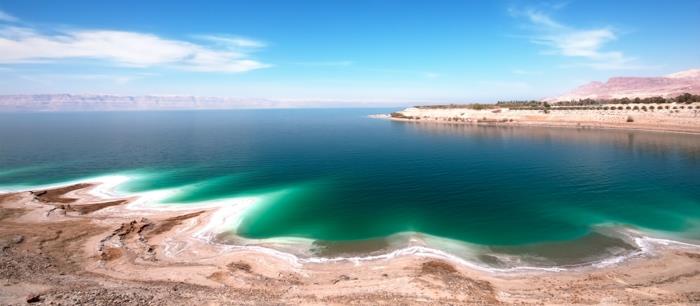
top-left (197, 35), bottom-right (267, 48)
top-left (512, 8), bottom-right (643, 70)
top-left (0, 10), bottom-right (18, 22)
top-left (0, 25), bottom-right (270, 73)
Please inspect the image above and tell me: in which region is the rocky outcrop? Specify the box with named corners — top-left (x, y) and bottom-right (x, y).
top-left (98, 218), bottom-right (157, 262)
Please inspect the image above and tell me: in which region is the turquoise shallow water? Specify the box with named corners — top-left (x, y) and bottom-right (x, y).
top-left (1, 109), bottom-right (699, 267)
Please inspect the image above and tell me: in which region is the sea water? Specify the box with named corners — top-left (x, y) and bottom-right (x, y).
top-left (1, 109), bottom-right (699, 269)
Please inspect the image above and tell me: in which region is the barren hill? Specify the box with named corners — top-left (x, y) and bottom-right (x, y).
top-left (547, 69), bottom-right (700, 102)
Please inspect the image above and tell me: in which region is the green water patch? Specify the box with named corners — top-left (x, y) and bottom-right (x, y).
top-left (235, 178), bottom-right (594, 245)
top-left (115, 167), bottom-right (226, 193)
top-left (234, 175), bottom-right (700, 248)
top-left (0, 164), bottom-right (55, 178)
top-left (0, 161), bottom-right (93, 187)
top-left (578, 193), bottom-right (700, 234)
top-left (158, 173), bottom-right (290, 205)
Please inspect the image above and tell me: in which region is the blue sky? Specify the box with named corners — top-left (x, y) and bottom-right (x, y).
top-left (0, 0), bottom-right (699, 103)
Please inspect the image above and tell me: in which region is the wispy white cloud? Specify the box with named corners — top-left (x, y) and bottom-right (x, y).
top-left (511, 7), bottom-right (645, 70)
top-left (197, 35), bottom-right (267, 48)
top-left (522, 10), bottom-right (565, 29)
top-left (0, 25), bottom-right (270, 72)
top-left (0, 10), bottom-right (18, 22)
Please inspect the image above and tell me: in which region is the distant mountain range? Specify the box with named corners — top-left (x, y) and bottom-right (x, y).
top-left (0, 94), bottom-right (405, 111)
top-left (0, 94), bottom-right (292, 111)
top-left (2, 69), bottom-right (700, 111)
top-left (547, 69), bottom-right (700, 102)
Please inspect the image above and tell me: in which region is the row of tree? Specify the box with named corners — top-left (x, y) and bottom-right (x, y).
top-left (554, 105), bottom-right (696, 111)
top-left (554, 93), bottom-right (700, 107)
top-left (416, 93), bottom-right (700, 110)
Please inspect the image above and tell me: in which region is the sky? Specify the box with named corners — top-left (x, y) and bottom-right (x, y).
top-left (0, 0), bottom-right (699, 103)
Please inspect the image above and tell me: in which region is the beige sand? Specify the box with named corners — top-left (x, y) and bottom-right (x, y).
top-left (384, 103), bottom-right (700, 134)
top-left (1, 184), bottom-right (699, 305)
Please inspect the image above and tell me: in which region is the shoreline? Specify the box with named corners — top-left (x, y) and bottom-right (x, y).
top-left (1, 181), bottom-right (700, 304)
top-left (4, 175), bottom-right (698, 274)
top-left (374, 102), bottom-right (700, 135)
top-left (384, 116), bottom-right (700, 135)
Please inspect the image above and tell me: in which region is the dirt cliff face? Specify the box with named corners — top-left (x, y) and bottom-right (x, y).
top-left (548, 69), bottom-right (700, 101)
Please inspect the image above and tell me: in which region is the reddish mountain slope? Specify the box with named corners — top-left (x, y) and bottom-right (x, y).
top-left (547, 69), bottom-right (700, 101)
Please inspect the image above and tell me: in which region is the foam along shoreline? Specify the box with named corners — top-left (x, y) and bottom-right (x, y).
top-left (2, 175), bottom-right (699, 273)
top-left (378, 102), bottom-right (700, 134)
top-left (2, 178), bottom-right (700, 304)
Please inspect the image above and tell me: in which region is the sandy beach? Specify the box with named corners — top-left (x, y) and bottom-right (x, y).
top-left (1, 182), bottom-right (699, 305)
top-left (380, 103), bottom-right (700, 134)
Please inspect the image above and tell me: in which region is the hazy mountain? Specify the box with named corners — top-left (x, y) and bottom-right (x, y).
top-left (5, 69), bottom-right (700, 110)
top-left (546, 69), bottom-right (700, 102)
top-left (0, 94), bottom-right (404, 111)
top-left (0, 94), bottom-right (284, 111)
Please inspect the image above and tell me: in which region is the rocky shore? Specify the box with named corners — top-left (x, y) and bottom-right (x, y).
top-left (1, 184), bottom-right (699, 305)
